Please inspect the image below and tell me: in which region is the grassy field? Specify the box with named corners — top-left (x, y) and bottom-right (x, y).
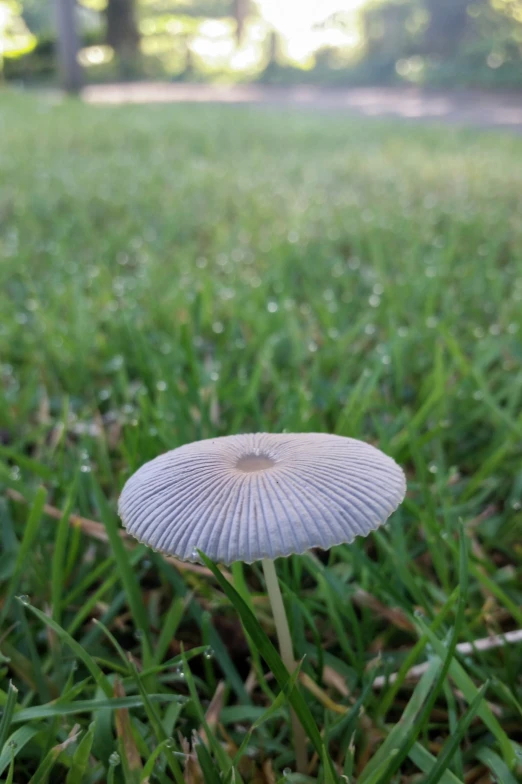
top-left (1, 92), bottom-right (521, 783)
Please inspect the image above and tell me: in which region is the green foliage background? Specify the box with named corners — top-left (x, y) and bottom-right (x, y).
top-left (3, 0), bottom-right (522, 87)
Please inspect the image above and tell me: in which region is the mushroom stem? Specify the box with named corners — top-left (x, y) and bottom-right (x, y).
top-left (262, 558), bottom-right (308, 774)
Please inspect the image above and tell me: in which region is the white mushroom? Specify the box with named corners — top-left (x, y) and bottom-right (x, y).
top-left (119, 432), bottom-right (406, 772)
top-left (118, 432), bottom-right (406, 564)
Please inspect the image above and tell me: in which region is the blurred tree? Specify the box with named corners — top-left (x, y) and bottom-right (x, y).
top-left (20, 0), bottom-right (54, 34)
top-left (55, 0), bottom-right (82, 91)
top-left (233, 0), bottom-right (248, 43)
top-left (492, 0), bottom-right (522, 19)
top-left (106, 0), bottom-right (139, 74)
top-left (0, 0), bottom-right (36, 77)
top-left (423, 0), bottom-right (470, 55)
top-left (4, 0), bottom-right (522, 86)
top-left (362, 0), bottom-right (418, 80)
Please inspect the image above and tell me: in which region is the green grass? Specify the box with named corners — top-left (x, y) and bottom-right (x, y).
top-left (1, 90), bottom-right (522, 782)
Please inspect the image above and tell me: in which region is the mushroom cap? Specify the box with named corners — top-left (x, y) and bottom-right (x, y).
top-left (118, 432), bottom-right (406, 565)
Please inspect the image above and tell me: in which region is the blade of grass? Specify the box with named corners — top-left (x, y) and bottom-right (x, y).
top-left (0, 487), bottom-right (47, 625)
top-left (18, 599), bottom-right (113, 697)
top-left (29, 747), bottom-right (64, 784)
top-left (114, 678), bottom-right (143, 784)
top-left (12, 695), bottom-right (188, 723)
top-left (0, 682), bottom-right (18, 751)
top-left (421, 682), bottom-right (488, 784)
top-left (442, 682), bottom-right (464, 781)
top-left (196, 740), bottom-right (223, 784)
top-left (377, 586), bottom-right (459, 718)
top-left (0, 446), bottom-right (53, 480)
top-left (230, 662), bottom-right (302, 770)
top-left (91, 477), bottom-right (151, 650)
top-left (51, 477), bottom-right (78, 626)
top-left (0, 726), bottom-right (42, 777)
top-left (180, 649), bottom-right (233, 773)
top-left (65, 722), bottom-right (95, 784)
top-left (127, 657), bottom-right (185, 784)
top-left (358, 658), bottom-right (441, 783)
top-left (476, 747), bottom-right (520, 784)
top-left (139, 739), bottom-right (173, 783)
top-left (370, 524), bottom-right (470, 784)
top-left (407, 744), bottom-right (463, 784)
top-left (153, 593), bottom-right (191, 666)
top-left (5, 755), bottom-right (15, 784)
top-left (199, 551), bottom-right (339, 783)
top-left (155, 555), bottom-right (249, 703)
top-left (418, 617), bottom-right (516, 767)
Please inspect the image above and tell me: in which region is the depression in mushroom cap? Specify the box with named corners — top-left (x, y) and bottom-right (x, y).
top-left (118, 432), bottom-right (406, 565)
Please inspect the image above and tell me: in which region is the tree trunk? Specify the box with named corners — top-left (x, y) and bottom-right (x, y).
top-left (233, 0), bottom-right (248, 45)
top-left (55, 0), bottom-right (82, 93)
top-left (106, 0), bottom-right (140, 76)
top-left (423, 0), bottom-right (469, 56)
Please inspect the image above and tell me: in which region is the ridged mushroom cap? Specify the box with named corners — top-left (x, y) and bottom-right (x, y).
top-left (118, 433), bottom-right (406, 565)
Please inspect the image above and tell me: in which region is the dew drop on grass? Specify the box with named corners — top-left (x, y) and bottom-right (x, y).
top-left (134, 629), bottom-right (143, 640)
top-left (512, 501), bottom-right (521, 511)
top-left (80, 464), bottom-right (91, 473)
top-left (107, 355), bottom-right (124, 372)
top-left (109, 752), bottom-right (120, 766)
top-left (17, 595), bottom-right (30, 605)
top-left (191, 548), bottom-right (199, 561)
top-left (283, 768), bottom-right (292, 777)
top-left (204, 647), bottom-right (214, 660)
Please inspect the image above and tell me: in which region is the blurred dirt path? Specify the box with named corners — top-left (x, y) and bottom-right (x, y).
top-left (82, 83), bottom-right (522, 132)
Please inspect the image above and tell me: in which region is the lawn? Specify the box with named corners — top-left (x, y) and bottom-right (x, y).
top-left (1, 92), bottom-right (521, 782)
